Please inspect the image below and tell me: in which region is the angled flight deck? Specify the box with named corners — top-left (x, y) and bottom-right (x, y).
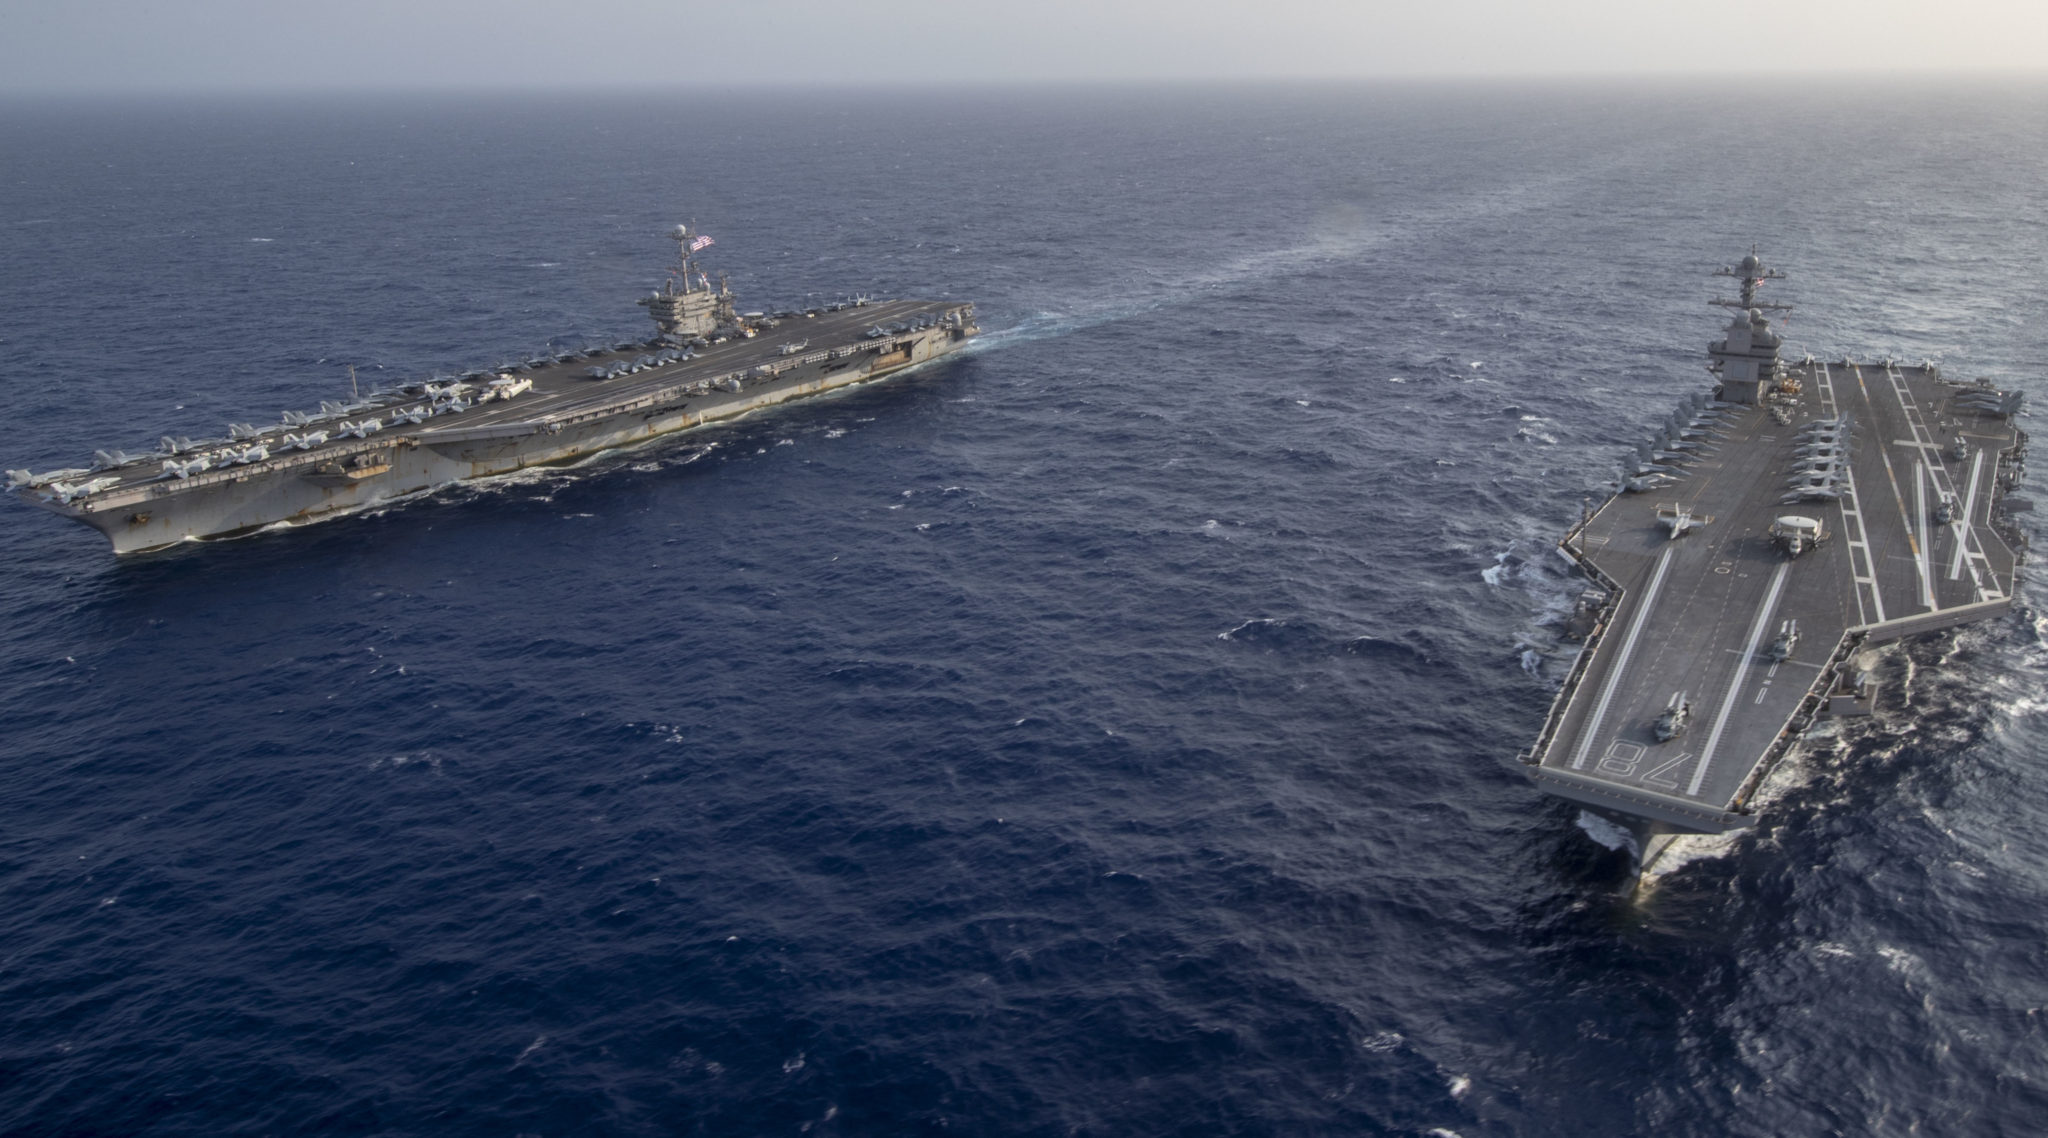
top-left (1521, 254), bottom-right (2029, 836)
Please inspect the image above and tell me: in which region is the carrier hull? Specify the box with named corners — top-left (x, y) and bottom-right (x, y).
top-left (18, 297), bottom-right (975, 555)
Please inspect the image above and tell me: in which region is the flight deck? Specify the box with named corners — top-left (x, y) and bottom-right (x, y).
top-left (1521, 256), bottom-right (2028, 836)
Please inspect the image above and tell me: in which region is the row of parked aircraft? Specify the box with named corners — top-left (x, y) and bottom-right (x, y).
top-left (1622, 391), bottom-right (1737, 494)
top-left (587, 347), bottom-right (696, 381)
top-left (1782, 413), bottom-right (1854, 505)
top-left (132, 377), bottom-right (537, 481)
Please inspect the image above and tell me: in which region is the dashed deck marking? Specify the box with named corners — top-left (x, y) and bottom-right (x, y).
top-left (1688, 560), bottom-right (1791, 797)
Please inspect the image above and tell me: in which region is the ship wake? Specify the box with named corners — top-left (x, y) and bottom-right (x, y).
top-left (968, 163), bottom-right (1640, 356)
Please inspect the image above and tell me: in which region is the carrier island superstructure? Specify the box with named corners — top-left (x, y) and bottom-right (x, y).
top-left (6, 224), bottom-right (977, 554)
top-left (1521, 253), bottom-right (2029, 855)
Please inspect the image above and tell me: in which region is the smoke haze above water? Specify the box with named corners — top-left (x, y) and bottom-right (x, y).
top-left (3, 0), bottom-right (2046, 94)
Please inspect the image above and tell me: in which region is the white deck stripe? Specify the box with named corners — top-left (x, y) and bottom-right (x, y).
top-left (1963, 447), bottom-right (1985, 527)
top-left (1948, 522), bottom-right (1968, 581)
top-left (1688, 560), bottom-right (1793, 796)
top-left (1884, 365), bottom-right (1995, 602)
top-left (1915, 458), bottom-right (1935, 608)
top-left (1945, 447), bottom-right (2000, 600)
top-left (1816, 364), bottom-right (1883, 625)
top-left (1947, 449), bottom-right (1981, 581)
top-left (1844, 456), bottom-right (1884, 626)
top-left (1874, 413), bottom-right (1934, 613)
top-left (1570, 545), bottom-right (1676, 771)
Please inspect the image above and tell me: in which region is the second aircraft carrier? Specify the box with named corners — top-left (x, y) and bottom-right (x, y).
top-left (1521, 253), bottom-right (2029, 856)
top-left (7, 224), bottom-right (977, 554)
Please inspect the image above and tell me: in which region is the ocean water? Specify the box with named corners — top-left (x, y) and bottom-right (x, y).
top-left (2, 81), bottom-right (2046, 1136)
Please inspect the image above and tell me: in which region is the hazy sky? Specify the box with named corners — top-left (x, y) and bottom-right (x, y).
top-left (5, 0), bottom-right (2046, 93)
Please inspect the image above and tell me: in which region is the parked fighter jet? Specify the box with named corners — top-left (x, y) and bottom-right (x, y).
top-left (48, 476), bottom-right (121, 503)
top-left (156, 457), bottom-right (210, 480)
top-left (1666, 413), bottom-right (1715, 441)
top-left (1657, 503), bottom-right (1711, 539)
top-left (1629, 442), bottom-right (1683, 476)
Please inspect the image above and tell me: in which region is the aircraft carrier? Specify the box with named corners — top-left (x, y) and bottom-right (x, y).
top-left (1521, 253), bottom-right (2030, 855)
top-left (6, 224), bottom-right (977, 554)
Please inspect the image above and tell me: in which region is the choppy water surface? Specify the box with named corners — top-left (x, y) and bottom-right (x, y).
top-left (2, 82), bottom-right (2046, 1136)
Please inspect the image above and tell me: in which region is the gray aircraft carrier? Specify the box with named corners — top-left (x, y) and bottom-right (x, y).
top-left (7, 224), bottom-right (977, 554)
top-left (1521, 254), bottom-right (2029, 851)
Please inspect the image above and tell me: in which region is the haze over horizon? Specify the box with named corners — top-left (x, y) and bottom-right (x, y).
top-left (5, 0), bottom-right (2048, 95)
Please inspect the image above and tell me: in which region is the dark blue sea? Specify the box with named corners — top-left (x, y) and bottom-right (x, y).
top-left (3, 81), bottom-right (2046, 1136)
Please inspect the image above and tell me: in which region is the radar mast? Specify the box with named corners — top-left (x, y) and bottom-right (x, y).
top-left (665, 222), bottom-right (705, 297)
top-left (1710, 248), bottom-right (1790, 313)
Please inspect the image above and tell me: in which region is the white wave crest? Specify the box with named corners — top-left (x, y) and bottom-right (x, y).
top-left (1574, 810), bottom-right (1638, 856)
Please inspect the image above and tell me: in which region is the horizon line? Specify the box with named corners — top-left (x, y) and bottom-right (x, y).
top-left (5, 68), bottom-right (2048, 102)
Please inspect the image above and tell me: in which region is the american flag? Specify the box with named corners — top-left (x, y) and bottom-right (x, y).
top-left (689, 234), bottom-right (715, 252)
